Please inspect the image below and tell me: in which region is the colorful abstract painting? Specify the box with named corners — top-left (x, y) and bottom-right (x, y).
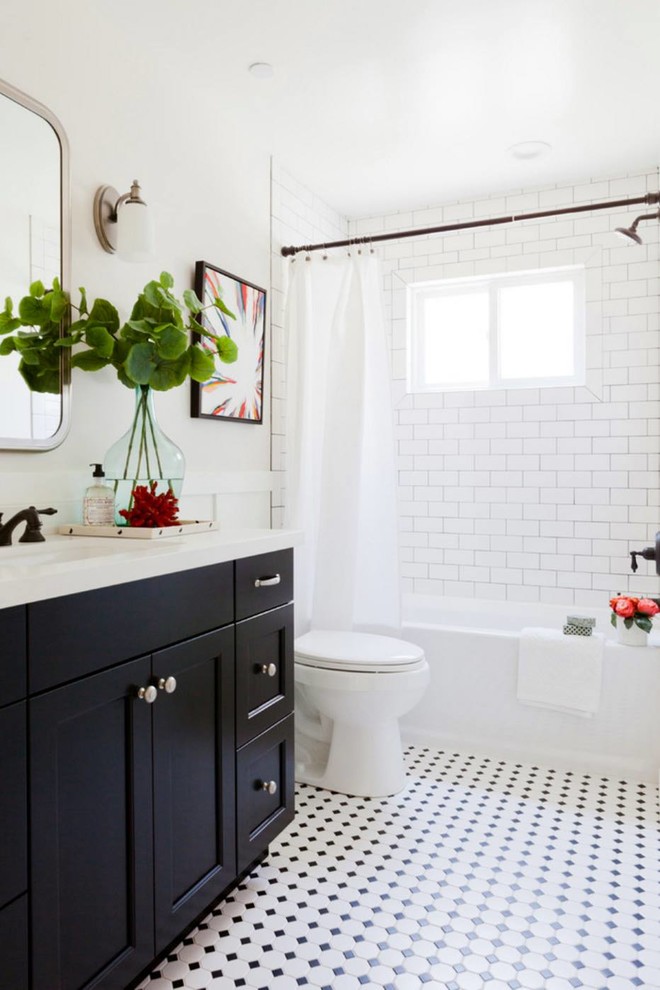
top-left (191, 261), bottom-right (266, 423)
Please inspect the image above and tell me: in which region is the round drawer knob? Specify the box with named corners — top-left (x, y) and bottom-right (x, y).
top-left (137, 685), bottom-right (158, 704)
top-left (260, 663), bottom-right (277, 677)
top-left (158, 676), bottom-right (177, 694)
top-left (261, 779), bottom-right (278, 795)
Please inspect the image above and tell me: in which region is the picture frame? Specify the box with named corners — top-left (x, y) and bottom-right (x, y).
top-left (191, 260), bottom-right (266, 423)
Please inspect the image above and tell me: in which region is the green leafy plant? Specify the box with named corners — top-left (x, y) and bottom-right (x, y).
top-left (0, 272), bottom-right (238, 393)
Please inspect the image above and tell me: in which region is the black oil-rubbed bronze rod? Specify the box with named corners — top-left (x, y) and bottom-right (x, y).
top-left (280, 192), bottom-right (660, 257)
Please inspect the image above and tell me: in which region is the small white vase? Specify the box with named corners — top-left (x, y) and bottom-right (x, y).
top-left (615, 620), bottom-right (648, 647)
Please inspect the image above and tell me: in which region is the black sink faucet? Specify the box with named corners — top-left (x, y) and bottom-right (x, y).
top-left (0, 506), bottom-right (57, 547)
top-left (630, 532), bottom-right (660, 574)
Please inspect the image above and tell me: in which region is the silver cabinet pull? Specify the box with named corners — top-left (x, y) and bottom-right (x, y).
top-left (254, 574), bottom-right (281, 588)
top-left (158, 676), bottom-right (177, 694)
top-left (260, 779), bottom-right (278, 795)
top-left (260, 663), bottom-right (277, 677)
top-left (136, 685), bottom-right (158, 704)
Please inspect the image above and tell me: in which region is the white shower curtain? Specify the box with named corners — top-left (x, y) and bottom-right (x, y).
top-left (283, 253), bottom-right (401, 636)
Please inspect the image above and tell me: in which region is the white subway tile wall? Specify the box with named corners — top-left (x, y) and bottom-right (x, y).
top-left (272, 164), bottom-right (660, 608)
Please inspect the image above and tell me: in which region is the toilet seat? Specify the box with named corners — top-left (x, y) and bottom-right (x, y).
top-left (295, 630), bottom-right (426, 674)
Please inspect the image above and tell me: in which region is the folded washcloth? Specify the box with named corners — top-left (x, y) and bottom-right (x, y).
top-left (517, 627), bottom-right (604, 718)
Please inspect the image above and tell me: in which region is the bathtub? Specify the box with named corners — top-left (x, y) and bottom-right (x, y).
top-left (400, 594), bottom-right (660, 783)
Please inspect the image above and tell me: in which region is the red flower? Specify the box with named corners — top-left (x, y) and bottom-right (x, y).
top-left (609, 594), bottom-right (638, 610)
top-left (637, 598), bottom-right (659, 617)
top-left (119, 482), bottom-right (179, 528)
top-left (613, 598), bottom-right (636, 618)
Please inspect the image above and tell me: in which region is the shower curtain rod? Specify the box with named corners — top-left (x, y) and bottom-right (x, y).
top-left (280, 191), bottom-right (660, 257)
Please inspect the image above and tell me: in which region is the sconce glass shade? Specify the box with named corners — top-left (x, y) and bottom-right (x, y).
top-left (93, 179), bottom-right (154, 260)
top-left (116, 199), bottom-right (154, 262)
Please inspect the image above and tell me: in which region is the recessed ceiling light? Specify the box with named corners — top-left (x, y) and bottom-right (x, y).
top-left (508, 141), bottom-right (552, 161)
top-left (249, 62), bottom-right (274, 80)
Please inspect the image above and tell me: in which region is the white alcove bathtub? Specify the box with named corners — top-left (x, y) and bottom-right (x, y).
top-left (400, 595), bottom-right (660, 783)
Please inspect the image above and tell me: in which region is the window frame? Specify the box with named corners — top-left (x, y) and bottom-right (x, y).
top-left (407, 265), bottom-right (586, 393)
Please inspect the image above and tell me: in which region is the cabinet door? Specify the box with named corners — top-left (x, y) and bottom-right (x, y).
top-left (236, 714), bottom-right (295, 873)
top-left (0, 895), bottom-right (27, 990)
top-left (0, 702), bottom-right (26, 909)
top-left (0, 605), bottom-right (26, 708)
top-left (152, 627), bottom-right (236, 951)
top-left (30, 657), bottom-right (154, 990)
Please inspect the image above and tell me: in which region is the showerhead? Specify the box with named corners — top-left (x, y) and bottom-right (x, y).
top-left (615, 207), bottom-right (660, 245)
top-left (615, 222), bottom-right (643, 244)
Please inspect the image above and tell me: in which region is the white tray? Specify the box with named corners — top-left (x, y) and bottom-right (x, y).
top-left (58, 520), bottom-right (219, 540)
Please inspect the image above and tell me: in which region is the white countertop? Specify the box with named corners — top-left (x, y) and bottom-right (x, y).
top-left (0, 528), bottom-right (302, 608)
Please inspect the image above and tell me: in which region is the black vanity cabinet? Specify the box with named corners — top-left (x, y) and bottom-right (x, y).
top-left (4, 547), bottom-right (295, 990)
top-left (0, 606), bottom-right (28, 990)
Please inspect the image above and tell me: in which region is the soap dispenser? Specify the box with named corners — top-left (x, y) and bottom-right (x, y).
top-left (83, 464), bottom-right (115, 526)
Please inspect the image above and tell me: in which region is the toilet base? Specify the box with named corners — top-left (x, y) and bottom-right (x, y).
top-left (296, 718), bottom-right (406, 798)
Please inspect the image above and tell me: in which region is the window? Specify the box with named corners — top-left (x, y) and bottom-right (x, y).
top-left (407, 266), bottom-right (585, 392)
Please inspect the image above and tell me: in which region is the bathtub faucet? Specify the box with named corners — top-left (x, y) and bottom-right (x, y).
top-left (630, 531), bottom-right (660, 574)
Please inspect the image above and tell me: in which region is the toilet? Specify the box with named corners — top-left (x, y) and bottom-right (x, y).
top-left (294, 630), bottom-right (430, 798)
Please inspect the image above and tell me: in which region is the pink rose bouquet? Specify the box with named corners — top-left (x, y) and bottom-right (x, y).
top-left (609, 593), bottom-right (659, 634)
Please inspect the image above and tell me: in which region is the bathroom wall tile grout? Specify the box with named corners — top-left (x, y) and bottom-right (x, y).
top-left (271, 165), bottom-right (660, 607)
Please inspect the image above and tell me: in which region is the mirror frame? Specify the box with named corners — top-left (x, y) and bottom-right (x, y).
top-left (0, 77), bottom-right (71, 451)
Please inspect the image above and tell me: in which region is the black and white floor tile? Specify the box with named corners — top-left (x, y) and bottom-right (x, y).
top-left (141, 746), bottom-right (660, 990)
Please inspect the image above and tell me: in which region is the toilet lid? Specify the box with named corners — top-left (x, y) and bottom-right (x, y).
top-left (295, 630), bottom-right (425, 673)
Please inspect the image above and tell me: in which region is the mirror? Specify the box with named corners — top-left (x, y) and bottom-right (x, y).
top-left (0, 78), bottom-right (70, 450)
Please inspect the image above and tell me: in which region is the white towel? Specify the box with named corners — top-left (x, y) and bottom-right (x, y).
top-left (517, 627), bottom-right (603, 718)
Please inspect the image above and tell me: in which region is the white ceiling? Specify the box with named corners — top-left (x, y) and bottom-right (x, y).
top-left (129, 0), bottom-right (660, 217)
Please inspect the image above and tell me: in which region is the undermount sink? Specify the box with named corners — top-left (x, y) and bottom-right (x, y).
top-left (0, 538), bottom-right (134, 572)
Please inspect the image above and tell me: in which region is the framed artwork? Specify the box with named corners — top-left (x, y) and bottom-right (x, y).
top-left (191, 260), bottom-right (266, 423)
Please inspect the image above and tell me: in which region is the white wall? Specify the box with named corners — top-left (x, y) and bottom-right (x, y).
top-left (350, 169), bottom-right (660, 607)
top-left (0, 2), bottom-right (273, 525)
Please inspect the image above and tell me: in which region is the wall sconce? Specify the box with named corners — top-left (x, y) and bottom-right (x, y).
top-left (93, 179), bottom-right (154, 261)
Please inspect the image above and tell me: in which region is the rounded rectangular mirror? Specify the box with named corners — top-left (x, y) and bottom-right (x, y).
top-left (0, 78), bottom-right (70, 450)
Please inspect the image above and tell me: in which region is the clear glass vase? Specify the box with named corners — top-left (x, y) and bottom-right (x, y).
top-left (104, 386), bottom-right (185, 523)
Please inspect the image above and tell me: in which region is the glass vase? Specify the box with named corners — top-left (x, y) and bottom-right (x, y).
top-left (104, 386), bottom-right (185, 523)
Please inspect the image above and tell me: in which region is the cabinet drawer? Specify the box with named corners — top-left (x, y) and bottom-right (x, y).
top-left (236, 714), bottom-right (295, 872)
top-left (236, 604), bottom-right (293, 747)
top-left (0, 894), bottom-right (28, 990)
top-left (235, 549), bottom-right (293, 621)
top-left (0, 703), bottom-right (27, 909)
top-left (0, 606), bottom-right (26, 708)
top-left (29, 562), bottom-right (234, 692)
